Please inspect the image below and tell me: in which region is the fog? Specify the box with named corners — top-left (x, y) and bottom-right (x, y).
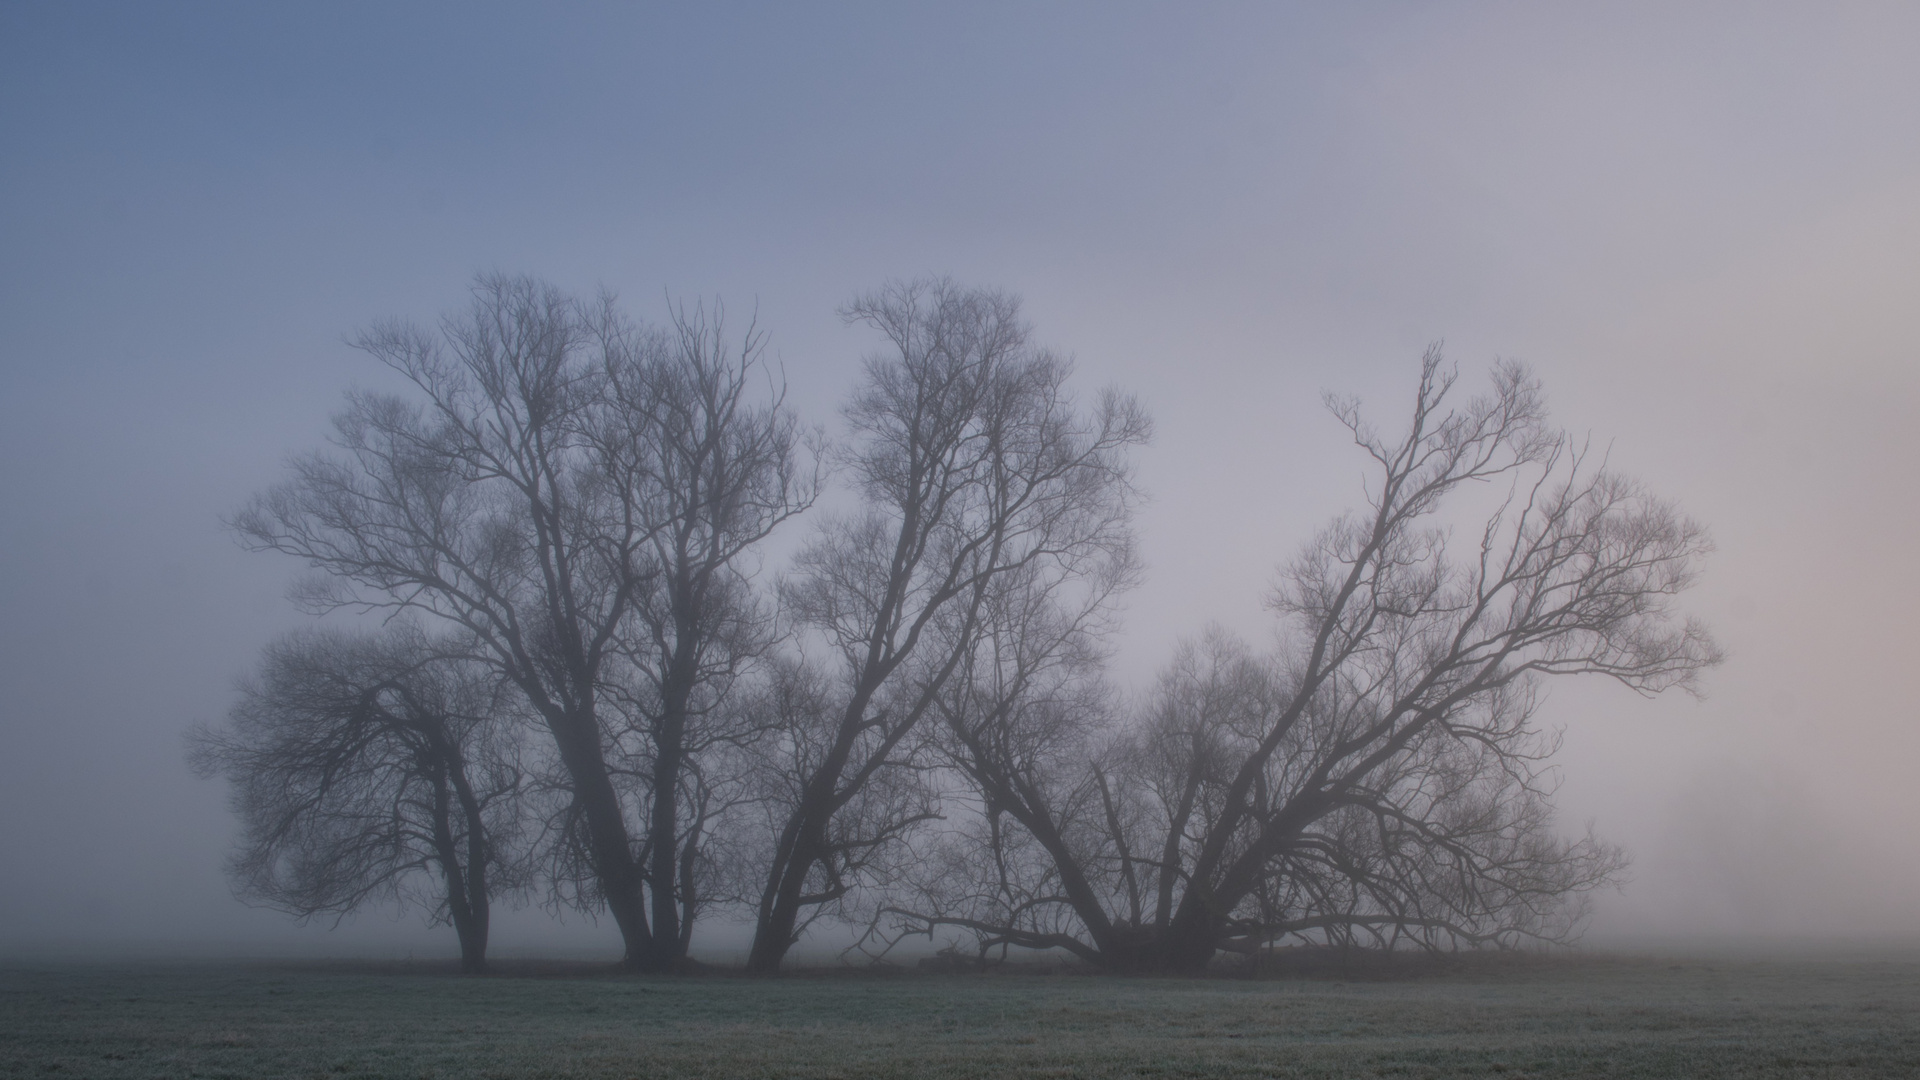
top-left (2, 3), bottom-right (1916, 960)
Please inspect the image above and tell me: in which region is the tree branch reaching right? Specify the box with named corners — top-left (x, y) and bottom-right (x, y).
top-left (865, 345), bottom-right (1721, 973)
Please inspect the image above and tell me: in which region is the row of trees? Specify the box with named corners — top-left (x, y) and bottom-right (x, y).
top-left (191, 274), bottom-right (1718, 974)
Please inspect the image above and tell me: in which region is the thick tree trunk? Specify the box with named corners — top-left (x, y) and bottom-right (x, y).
top-left (431, 760), bottom-right (491, 974)
top-left (1155, 917), bottom-right (1222, 974)
top-left (1146, 880), bottom-right (1230, 974)
top-left (747, 697), bottom-right (905, 973)
top-left (640, 721), bottom-right (685, 972)
top-left (451, 896), bottom-right (490, 974)
top-left (746, 825), bottom-right (814, 973)
top-left (1080, 925), bottom-right (1217, 975)
top-left (450, 750), bottom-right (492, 975)
top-left (746, 686), bottom-right (876, 974)
top-left (546, 706), bottom-right (653, 968)
top-left (639, 619), bottom-right (700, 973)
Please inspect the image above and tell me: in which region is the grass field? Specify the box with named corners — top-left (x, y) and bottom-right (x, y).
top-left (4, 955), bottom-right (1918, 1078)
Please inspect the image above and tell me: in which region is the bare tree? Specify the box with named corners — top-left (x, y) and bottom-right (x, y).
top-left (745, 278), bottom-right (1149, 972)
top-left (232, 275), bottom-right (809, 970)
top-left (867, 350), bottom-right (1719, 972)
top-left (188, 628), bottom-right (525, 972)
top-left (597, 299), bottom-right (818, 970)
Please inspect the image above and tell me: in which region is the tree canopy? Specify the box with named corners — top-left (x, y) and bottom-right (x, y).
top-left (202, 277), bottom-right (1717, 973)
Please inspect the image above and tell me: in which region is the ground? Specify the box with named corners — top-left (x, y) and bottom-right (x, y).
top-left (4, 955), bottom-right (1917, 1078)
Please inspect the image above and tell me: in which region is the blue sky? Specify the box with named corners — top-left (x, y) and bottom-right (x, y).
top-left (4, 2), bottom-right (1918, 956)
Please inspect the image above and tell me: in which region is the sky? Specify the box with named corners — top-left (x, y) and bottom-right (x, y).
top-left (3, 1), bottom-right (1917, 959)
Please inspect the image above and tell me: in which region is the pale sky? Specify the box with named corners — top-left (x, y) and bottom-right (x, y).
top-left (3, 2), bottom-right (1917, 957)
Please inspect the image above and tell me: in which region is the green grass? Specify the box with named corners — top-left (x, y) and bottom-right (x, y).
top-left (4, 955), bottom-right (1918, 1078)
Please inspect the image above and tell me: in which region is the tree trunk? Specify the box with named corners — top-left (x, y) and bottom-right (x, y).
top-left (1150, 884), bottom-right (1231, 974)
top-left (746, 685), bottom-right (877, 973)
top-left (640, 717), bottom-right (685, 972)
top-left (547, 706), bottom-right (653, 968)
top-left (1155, 918), bottom-right (1222, 974)
top-left (747, 833), bottom-right (812, 973)
top-left (430, 760), bottom-right (491, 975)
top-left (448, 745), bottom-right (492, 975)
top-left (451, 897), bottom-right (490, 974)
top-left (677, 787), bottom-right (705, 958)
top-left (746, 683), bottom-right (899, 974)
top-left (639, 618), bottom-right (701, 973)
top-left (1078, 925), bottom-right (1216, 975)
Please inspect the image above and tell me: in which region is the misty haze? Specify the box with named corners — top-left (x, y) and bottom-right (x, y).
top-left (4, 4), bottom-right (1918, 1078)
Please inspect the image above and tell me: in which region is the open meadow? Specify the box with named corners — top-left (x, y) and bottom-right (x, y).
top-left (4, 955), bottom-right (1918, 1079)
